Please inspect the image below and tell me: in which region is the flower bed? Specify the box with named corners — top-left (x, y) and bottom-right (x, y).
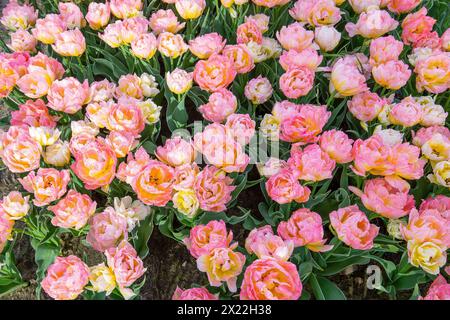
top-left (0, 0), bottom-right (449, 300)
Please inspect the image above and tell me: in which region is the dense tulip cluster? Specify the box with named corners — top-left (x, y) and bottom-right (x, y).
top-left (0, 0), bottom-right (449, 301)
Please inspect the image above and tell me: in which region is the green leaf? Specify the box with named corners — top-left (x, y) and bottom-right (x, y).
top-left (31, 240), bottom-right (60, 299)
top-left (309, 274), bottom-right (347, 300)
top-left (364, 254), bottom-right (397, 281)
top-left (392, 270), bottom-right (427, 291)
top-left (230, 173), bottom-right (248, 204)
top-left (319, 256), bottom-right (370, 276)
top-left (132, 212), bottom-right (154, 259)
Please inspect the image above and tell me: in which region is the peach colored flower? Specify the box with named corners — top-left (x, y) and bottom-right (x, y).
top-left (52, 28), bottom-right (86, 57)
top-left (0, 1), bottom-right (37, 31)
top-left (346, 9), bottom-right (399, 39)
top-left (194, 54), bottom-right (237, 92)
top-left (47, 77), bottom-right (89, 114)
top-left (197, 246), bottom-right (245, 292)
top-left (245, 225), bottom-right (294, 261)
top-left (401, 208), bottom-right (449, 248)
top-left (330, 205), bottom-right (379, 250)
top-left (87, 207), bottom-right (128, 252)
top-left (392, 143), bottom-right (426, 180)
top-left (132, 160), bottom-right (174, 206)
top-left (418, 98), bottom-right (447, 127)
top-left (175, 0), bottom-right (206, 20)
top-left (401, 8), bottom-right (435, 46)
top-left (71, 120), bottom-right (99, 138)
top-left (245, 14), bottom-right (270, 33)
top-left (49, 190), bottom-right (96, 230)
top-left (19, 168), bottom-right (70, 207)
top-left (351, 135), bottom-right (394, 176)
top-left (120, 16), bottom-right (149, 44)
top-left (308, 0), bottom-right (341, 26)
top-left (0, 207), bottom-right (14, 253)
top-left (116, 147), bottom-right (150, 184)
top-left (105, 241), bottom-right (146, 290)
top-left (413, 126), bottom-right (450, 147)
top-left (441, 28), bottom-right (450, 51)
top-left (278, 208), bottom-right (333, 252)
top-left (1, 191), bottom-right (29, 220)
top-left (199, 88), bottom-right (237, 123)
top-left (222, 44), bottom-right (255, 74)
top-left (184, 220), bottom-right (233, 259)
top-left (131, 32), bottom-right (157, 59)
top-left (76, 112), bottom-right (105, 135)
top-left (106, 131), bottom-right (138, 158)
top-left (16, 72), bottom-right (52, 99)
top-left (32, 14), bottom-right (67, 45)
top-left (86, 2), bottom-right (111, 30)
top-left (290, 0), bottom-right (341, 27)
top-left (289, 144), bottom-right (336, 181)
top-left (0, 126), bottom-right (42, 173)
top-left (58, 2), bottom-right (86, 29)
top-left (252, 0), bottom-right (287, 7)
top-left (319, 129), bottom-right (354, 163)
top-left (88, 80), bottom-right (116, 103)
top-left (420, 195), bottom-right (450, 220)
top-left (173, 163), bottom-right (200, 191)
top-left (369, 35), bottom-right (403, 66)
top-left (99, 21), bottom-right (123, 48)
top-left (372, 60), bottom-right (411, 90)
top-left (11, 99), bottom-right (58, 128)
top-left (280, 104), bottom-right (330, 144)
top-left (193, 124), bottom-right (250, 173)
top-left (237, 20), bottom-right (263, 45)
top-left (388, 0), bottom-right (422, 14)
top-left (266, 169), bottom-right (310, 204)
top-left (347, 91), bottom-right (391, 122)
top-left (2, 51), bottom-right (30, 77)
top-left (0, 60), bottom-right (18, 98)
top-left (115, 74), bottom-right (143, 100)
top-left (314, 26), bottom-right (341, 52)
top-left (330, 56), bottom-right (369, 96)
top-left (225, 113), bottom-right (256, 145)
top-left (388, 96), bottom-right (422, 127)
top-left (149, 9), bottom-right (185, 35)
top-left (189, 33), bottom-right (226, 59)
top-left (107, 98), bottom-right (145, 136)
top-left (41, 256), bottom-right (89, 300)
top-left (157, 32), bottom-right (188, 58)
top-left (194, 165), bottom-right (235, 212)
top-left (110, 0), bottom-right (142, 19)
top-left (279, 48), bottom-right (323, 72)
top-left (257, 158), bottom-right (288, 178)
top-left (240, 258), bottom-right (302, 300)
top-left (172, 287), bottom-right (218, 300)
top-left (166, 68), bottom-right (193, 94)
top-left (156, 136), bottom-right (196, 167)
top-left (276, 22), bottom-right (315, 52)
top-left (7, 29), bottom-right (36, 53)
top-left (350, 175), bottom-right (415, 219)
top-left (420, 275), bottom-right (450, 300)
top-left (71, 137), bottom-right (117, 190)
top-left (271, 99), bottom-right (302, 121)
top-left (280, 66), bottom-right (314, 99)
top-left (27, 52), bottom-right (65, 81)
top-left (414, 52), bottom-right (450, 94)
